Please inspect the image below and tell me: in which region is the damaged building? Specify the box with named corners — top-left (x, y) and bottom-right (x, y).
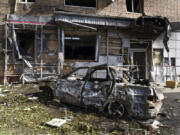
top-left (1, 0), bottom-right (180, 84)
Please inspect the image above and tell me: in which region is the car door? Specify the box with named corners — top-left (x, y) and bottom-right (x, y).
top-left (56, 68), bottom-right (88, 106)
top-left (82, 67), bottom-right (113, 110)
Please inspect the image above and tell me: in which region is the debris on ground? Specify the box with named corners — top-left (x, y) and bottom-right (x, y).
top-left (46, 118), bottom-right (70, 128)
top-left (24, 107), bottom-right (31, 111)
top-left (0, 94), bottom-right (5, 97)
top-left (28, 96), bottom-right (39, 100)
top-left (138, 120), bottom-right (168, 130)
top-left (2, 90), bottom-right (10, 93)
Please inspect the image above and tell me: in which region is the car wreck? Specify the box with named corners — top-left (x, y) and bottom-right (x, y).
top-left (54, 65), bottom-right (164, 120)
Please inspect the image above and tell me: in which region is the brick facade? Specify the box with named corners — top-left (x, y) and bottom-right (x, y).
top-left (1, 0), bottom-right (178, 22)
top-left (97, 0), bottom-right (180, 22)
top-left (0, 0), bottom-right (179, 83)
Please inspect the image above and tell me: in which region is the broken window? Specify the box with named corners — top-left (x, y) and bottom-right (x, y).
top-left (126, 0), bottom-right (143, 13)
top-left (19, 0), bottom-right (35, 3)
top-left (153, 49), bottom-right (163, 66)
top-left (64, 32), bottom-right (97, 60)
top-left (65, 0), bottom-right (96, 8)
top-left (16, 31), bottom-right (35, 60)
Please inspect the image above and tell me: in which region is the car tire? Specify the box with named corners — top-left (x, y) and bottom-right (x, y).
top-left (108, 102), bottom-right (125, 118)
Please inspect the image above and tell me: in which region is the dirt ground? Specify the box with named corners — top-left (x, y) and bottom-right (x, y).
top-left (0, 84), bottom-right (176, 135)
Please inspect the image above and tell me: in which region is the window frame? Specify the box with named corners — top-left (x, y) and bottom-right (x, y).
top-left (64, 0), bottom-right (97, 9)
top-left (126, 0), bottom-right (144, 13)
top-left (164, 57), bottom-right (176, 67)
top-left (64, 31), bottom-right (99, 61)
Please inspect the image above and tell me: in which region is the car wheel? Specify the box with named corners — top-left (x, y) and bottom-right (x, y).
top-left (108, 102), bottom-right (125, 117)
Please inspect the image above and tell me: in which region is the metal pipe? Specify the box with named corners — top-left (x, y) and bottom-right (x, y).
top-left (131, 0), bottom-right (134, 12)
top-left (4, 22), bottom-right (8, 85)
top-left (106, 31), bottom-right (109, 65)
top-left (14, 0), bottom-right (17, 13)
top-left (40, 26), bottom-right (43, 79)
top-left (57, 27), bottom-right (61, 74)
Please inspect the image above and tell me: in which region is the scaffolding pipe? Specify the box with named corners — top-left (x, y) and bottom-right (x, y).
top-left (61, 28), bottom-right (65, 72)
top-left (61, 28), bottom-right (65, 57)
top-left (57, 27), bottom-right (61, 75)
top-left (22, 60), bottom-right (25, 85)
top-left (14, 0), bottom-right (17, 13)
top-left (4, 22), bottom-right (8, 85)
top-left (106, 31), bottom-right (109, 65)
top-left (34, 25), bottom-right (38, 64)
top-left (131, 0), bottom-right (134, 12)
top-left (40, 26), bottom-right (43, 79)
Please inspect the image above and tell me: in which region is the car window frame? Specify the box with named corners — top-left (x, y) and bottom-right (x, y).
top-left (90, 68), bottom-right (108, 81)
top-left (62, 67), bottom-right (89, 80)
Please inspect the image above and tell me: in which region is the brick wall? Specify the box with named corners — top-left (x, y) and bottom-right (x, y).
top-left (0, 0), bottom-right (180, 22)
top-left (144, 0), bottom-right (179, 22)
top-left (10, 0), bottom-right (180, 22)
top-left (97, 0), bottom-right (180, 22)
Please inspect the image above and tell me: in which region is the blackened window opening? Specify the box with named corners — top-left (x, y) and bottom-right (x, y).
top-left (16, 31), bottom-right (35, 60)
top-left (28, 0), bottom-right (35, 2)
top-left (65, 0), bottom-right (96, 8)
top-left (126, 0), bottom-right (143, 13)
top-left (20, 0), bottom-right (35, 2)
top-left (65, 34), bottom-right (96, 60)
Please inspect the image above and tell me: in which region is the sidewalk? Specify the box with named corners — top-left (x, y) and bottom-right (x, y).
top-left (156, 86), bottom-right (180, 93)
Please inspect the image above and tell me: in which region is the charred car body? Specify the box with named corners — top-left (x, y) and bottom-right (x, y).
top-left (53, 65), bottom-right (164, 119)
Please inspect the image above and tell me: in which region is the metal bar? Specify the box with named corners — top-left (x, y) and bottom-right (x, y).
top-left (168, 52), bottom-right (172, 80)
top-left (95, 32), bottom-right (101, 61)
top-left (132, 0), bottom-right (134, 12)
top-left (4, 22), bottom-right (8, 85)
top-left (57, 27), bottom-right (61, 74)
top-left (14, 0), bottom-right (17, 13)
top-left (106, 31), bottom-right (109, 65)
top-left (40, 26), bottom-right (43, 79)
top-left (22, 60), bottom-right (25, 85)
top-left (12, 24), bottom-right (15, 63)
top-left (34, 25), bottom-right (38, 64)
top-left (62, 28), bottom-right (65, 58)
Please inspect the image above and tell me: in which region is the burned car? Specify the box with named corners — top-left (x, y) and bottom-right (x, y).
top-left (55, 65), bottom-right (164, 119)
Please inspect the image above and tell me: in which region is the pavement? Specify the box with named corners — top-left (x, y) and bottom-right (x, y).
top-left (156, 86), bottom-right (180, 135)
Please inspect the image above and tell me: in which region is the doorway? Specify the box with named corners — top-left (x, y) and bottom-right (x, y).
top-left (131, 49), bottom-right (147, 79)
